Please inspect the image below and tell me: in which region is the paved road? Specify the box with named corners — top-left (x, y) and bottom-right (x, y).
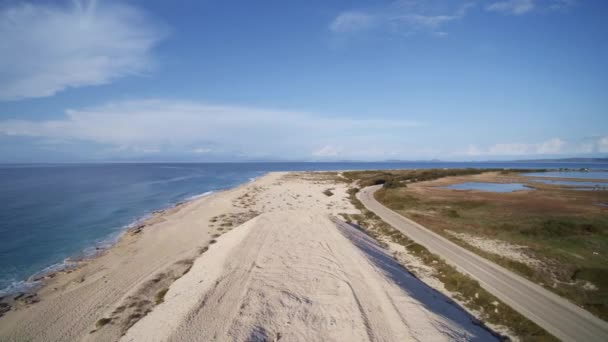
top-left (358, 185), bottom-right (608, 342)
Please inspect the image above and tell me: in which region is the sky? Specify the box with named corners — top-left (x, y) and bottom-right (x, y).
top-left (0, 0), bottom-right (606, 162)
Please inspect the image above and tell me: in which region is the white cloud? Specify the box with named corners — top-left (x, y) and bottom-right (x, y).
top-left (536, 137), bottom-right (565, 154)
top-left (488, 142), bottom-right (532, 155)
top-left (330, 1), bottom-right (473, 36)
top-left (330, 11), bottom-right (375, 33)
top-left (396, 14), bottom-right (458, 30)
top-left (312, 145), bottom-right (342, 157)
top-left (193, 147), bottom-right (212, 154)
top-left (551, 0), bottom-right (577, 10)
top-left (598, 137), bottom-right (608, 153)
top-left (465, 137), bottom-right (607, 157)
top-left (487, 0), bottom-right (576, 15)
top-left (466, 138), bottom-right (562, 156)
top-left (0, 99), bottom-right (423, 159)
top-left (0, 0), bottom-right (165, 101)
top-left (487, 0), bottom-right (535, 15)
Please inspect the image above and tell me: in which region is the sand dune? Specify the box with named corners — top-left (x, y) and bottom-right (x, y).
top-left (122, 211), bottom-right (495, 341)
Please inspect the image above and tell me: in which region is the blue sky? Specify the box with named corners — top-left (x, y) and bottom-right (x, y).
top-left (0, 0), bottom-right (606, 162)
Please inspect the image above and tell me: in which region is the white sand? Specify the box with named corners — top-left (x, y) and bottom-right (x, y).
top-left (122, 211), bottom-right (495, 341)
top-left (0, 172), bottom-right (497, 341)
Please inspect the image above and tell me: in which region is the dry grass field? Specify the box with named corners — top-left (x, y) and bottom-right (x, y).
top-left (353, 170), bottom-right (608, 321)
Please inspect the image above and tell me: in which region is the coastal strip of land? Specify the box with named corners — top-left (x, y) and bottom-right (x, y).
top-left (358, 184), bottom-right (608, 342)
top-left (0, 172), bottom-right (497, 342)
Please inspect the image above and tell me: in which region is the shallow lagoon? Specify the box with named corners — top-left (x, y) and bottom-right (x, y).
top-left (442, 182), bottom-right (531, 192)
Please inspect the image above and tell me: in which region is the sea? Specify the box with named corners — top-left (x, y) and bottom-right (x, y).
top-left (1, 161), bottom-right (607, 296)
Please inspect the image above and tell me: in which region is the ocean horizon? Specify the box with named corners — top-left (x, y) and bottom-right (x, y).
top-left (1, 161), bottom-right (607, 296)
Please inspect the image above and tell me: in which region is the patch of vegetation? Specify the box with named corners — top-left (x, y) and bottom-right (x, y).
top-left (323, 189), bottom-right (334, 196)
top-left (499, 169), bottom-right (548, 175)
top-left (382, 179), bottom-right (403, 189)
top-left (521, 218), bottom-right (604, 237)
top-left (93, 254), bottom-right (203, 336)
top-left (96, 317), bottom-right (112, 328)
top-left (444, 208), bottom-right (460, 218)
top-left (155, 288), bottom-right (169, 305)
top-left (210, 210), bottom-right (260, 229)
top-left (343, 168), bottom-right (500, 188)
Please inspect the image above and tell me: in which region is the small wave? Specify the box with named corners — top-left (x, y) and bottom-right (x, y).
top-left (0, 220), bottom-right (137, 298)
top-left (145, 174), bottom-right (205, 186)
top-left (0, 279), bottom-right (41, 298)
top-left (249, 176), bottom-right (261, 183)
top-left (186, 191), bottom-right (214, 201)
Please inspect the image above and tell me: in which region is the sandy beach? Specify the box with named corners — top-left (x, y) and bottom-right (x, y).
top-left (0, 172), bottom-right (496, 341)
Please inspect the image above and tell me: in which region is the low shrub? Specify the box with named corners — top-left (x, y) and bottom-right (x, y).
top-left (155, 288), bottom-right (169, 305)
top-left (96, 317), bottom-right (111, 328)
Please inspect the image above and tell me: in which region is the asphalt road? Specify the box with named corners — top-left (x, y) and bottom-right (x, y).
top-left (358, 185), bottom-right (608, 342)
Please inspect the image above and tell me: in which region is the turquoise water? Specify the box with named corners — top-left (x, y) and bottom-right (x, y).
top-left (1, 161), bottom-right (606, 296)
top-left (442, 182), bottom-right (531, 192)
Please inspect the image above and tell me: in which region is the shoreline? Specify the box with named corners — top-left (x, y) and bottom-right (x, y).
top-left (0, 172), bottom-right (288, 340)
top-left (0, 171), bottom-right (301, 299)
top-left (0, 178), bottom-right (251, 300)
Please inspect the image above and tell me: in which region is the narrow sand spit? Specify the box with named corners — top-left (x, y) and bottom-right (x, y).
top-left (0, 172), bottom-right (497, 341)
top-left (122, 211), bottom-right (495, 341)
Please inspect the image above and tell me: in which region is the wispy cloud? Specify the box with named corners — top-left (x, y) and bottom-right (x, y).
top-left (312, 145), bottom-right (342, 157)
top-left (550, 0), bottom-right (577, 10)
top-left (596, 136), bottom-right (608, 153)
top-left (329, 1), bottom-right (474, 37)
top-left (466, 137), bottom-right (608, 157)
top-left (330, 11), bottom-right (375, 33)
top-left (0, 99), bottom-right (423, 160)
top-left (487, 0), bottom-right (535, 15)
top-left (331, 0), bottom-right (577, 36)
top-left (486, 0), bottom-right (576, 15)
top-left (0, 0), bottom-right (166, 101)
